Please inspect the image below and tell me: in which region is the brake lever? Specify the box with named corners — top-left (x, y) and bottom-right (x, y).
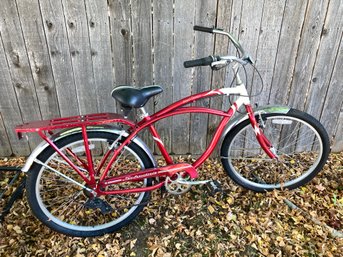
top-left (211, 60), bottom-right (229, 70)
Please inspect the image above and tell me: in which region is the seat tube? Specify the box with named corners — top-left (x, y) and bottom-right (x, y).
top-left (148, 125), bottom-right (173, 164)
top-left (137, 107), bottom-right (173, 164)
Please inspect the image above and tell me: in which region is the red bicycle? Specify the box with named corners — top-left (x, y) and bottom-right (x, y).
top-left (15, 26), bottom-right (330, 237)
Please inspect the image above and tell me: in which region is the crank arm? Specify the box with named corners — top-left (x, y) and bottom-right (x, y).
top-left (176, 179), bottom-right (211, 185)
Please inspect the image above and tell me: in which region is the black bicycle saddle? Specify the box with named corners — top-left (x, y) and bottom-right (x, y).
top-left (111, 85), bottom-right (163, 108)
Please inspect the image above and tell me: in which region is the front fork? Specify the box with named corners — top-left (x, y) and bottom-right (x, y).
top-left (245, 104), bottom-right (278, 159)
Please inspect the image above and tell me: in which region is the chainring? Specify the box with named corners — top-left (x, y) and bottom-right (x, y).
top-left (164, 172), bottom-right (192, 195)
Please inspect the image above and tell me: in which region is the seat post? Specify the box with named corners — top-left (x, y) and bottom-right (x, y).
top-left (138, 107), bottom-right (149, 120)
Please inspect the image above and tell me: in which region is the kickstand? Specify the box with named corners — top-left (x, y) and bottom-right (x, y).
top-left (0, 175), bottom-right (26, 222)
top-left (159, 184), bottom-right (167, 199)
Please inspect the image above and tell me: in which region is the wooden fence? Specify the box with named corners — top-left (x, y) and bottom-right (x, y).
top-left (0, 0), bottom-right (342, 156)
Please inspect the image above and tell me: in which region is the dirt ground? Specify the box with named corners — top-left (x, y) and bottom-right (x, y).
top-left (0, 153), bottom-right (342, 256)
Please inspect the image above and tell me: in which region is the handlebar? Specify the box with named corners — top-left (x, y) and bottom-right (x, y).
top-left (193, 25), bottom-right (217, 34)
top-left (184, 25), bottom-right (253, 69)
top-left (193, 25), bottom-right (246, 57)
top-left (184, 56), bottom-right (219, 68)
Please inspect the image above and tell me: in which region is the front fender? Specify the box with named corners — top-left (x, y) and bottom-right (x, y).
top-left (220, 105), bottom-right (291, 144)
top-left (22, 125), bottom-right (156, 172)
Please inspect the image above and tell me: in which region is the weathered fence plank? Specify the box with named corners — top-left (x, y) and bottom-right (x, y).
top-left (269, 0), bottom-right (308, 105)
top-left (172, 0), bottom-right (196, 154)
top-left (190, 0), bottom-right (217, 154)
top-left (305, 0), bottom-right (343, 121)
top-left (0, 0), bottom-right (42, 149)
top-left (220, 0), bottom-right (243, 113)
top-left (297, 0), bottom-right (343, 151)
top-left (251, 0), bottom-right (285, 105)
top-left (0, 113), bottom-right (11, 156)
top-left (131, 0), bottom-right (153, 89)
top-left (131, 0), bottom-right (154, 149)
top-left (238, 0), bottom-right (264, 95)
top-left (16, 0), bottom-right (60, 120)
top-left (39, 0), bottom-right (79, 117)
top-left (319, 31), bottom-right (343, 141)
top-left (108, 0), bottom-right (133, 119)
top-left (108, 0), bottom-right (132, 86)
top-left (85, 0), bottom-right (115, 113)
top-left (62, 0), bottom-right (98, 115)
top-left (153, 0), bottom-right (174, 152)
top-left (208, 0), bottom-right (234, 145)
top-left (332, 111), bottom-right (343, 152)
top-left (0, 33), bottom-right (30, 155)
top-left (287, 0), bottom-right (330, 112)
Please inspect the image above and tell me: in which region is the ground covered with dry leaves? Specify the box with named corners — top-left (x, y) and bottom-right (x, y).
top-left (0, 153), bottom-right (342, 256)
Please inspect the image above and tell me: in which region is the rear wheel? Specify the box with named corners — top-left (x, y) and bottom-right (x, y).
top-left (26, 131), bottom-right (154, 237)
top-left (221, 109), bottom-right (330, 191)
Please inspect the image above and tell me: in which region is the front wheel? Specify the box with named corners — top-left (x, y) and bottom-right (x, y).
top-left (221, 109), bottom-right (330, 192)
top-left (26, 131), bottom-right (154, 237)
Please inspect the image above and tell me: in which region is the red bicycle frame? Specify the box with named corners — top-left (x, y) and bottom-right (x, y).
top-left (16, 69), bottom-right (276, 196)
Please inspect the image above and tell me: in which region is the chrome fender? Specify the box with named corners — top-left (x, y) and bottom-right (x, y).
top-left (22, 126), bottom-right (157, 172)
top-left (220, 105), bottom-right (291, 144)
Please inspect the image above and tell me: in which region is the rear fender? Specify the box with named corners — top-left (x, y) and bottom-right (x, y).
top-left (220, 105), bottom-right (291, 144)
top-left (22, 125), bottom-right (156, 172)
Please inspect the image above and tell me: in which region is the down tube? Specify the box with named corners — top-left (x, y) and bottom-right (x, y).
top-left (137, 107), bottom-right (235, 168)
top-left (192, 108), bottom-right (235, 168)
top-left (139, 107), bottom-right (235, 169)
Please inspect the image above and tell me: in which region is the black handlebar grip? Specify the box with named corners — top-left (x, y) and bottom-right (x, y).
top-left (183, 56), bottom-right (214, 68)
top-left (193, 25), bottom-right (214, 34)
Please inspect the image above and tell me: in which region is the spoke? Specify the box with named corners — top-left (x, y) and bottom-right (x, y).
top-left (63, 198), bottom-right (86, 221)
top-left (276, 146), bottom-right (318, 157)
top-left (42, 186), bottom-right (73, 192)
top-left (35, 159), bottom-right (92, 193)
top-left (241, 134), bottom-right (262, 146)
top-left (40, 179), bottom-right (71, 186)
top-left (277, 122), bottom-right (302, 147)
top-left (51, 191), bottom-right (83, 216)
top-left (277, 134), bottom-right (317, 152)
top-left (268, 124), bottom-right (279, 146)
top-left (228, 157), bottom-right (273, 161)
top-left (52, 158), bottom-right (88, 173)
top-left (44, 194), bottom-right (75, 207)
top-left (230, 147), bottom-right (262, 151)
top-left (71, 202), bottom-right (86, 221)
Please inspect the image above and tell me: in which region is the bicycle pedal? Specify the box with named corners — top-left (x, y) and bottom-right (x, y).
top-left (85, 198), bottom-right (113, 214)
top-left (206, 180), bottom-right (223, 195)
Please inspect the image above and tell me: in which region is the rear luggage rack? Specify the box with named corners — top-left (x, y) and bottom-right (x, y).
top-left (15, 113), bottom-right (134, 138)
